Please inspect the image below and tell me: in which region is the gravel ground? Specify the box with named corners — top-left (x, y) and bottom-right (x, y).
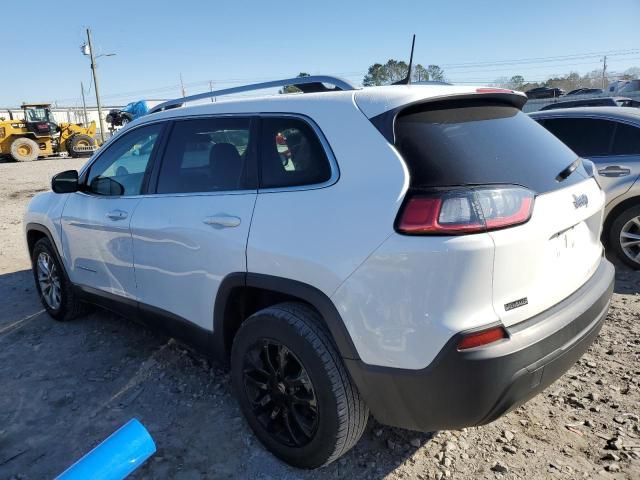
top-left (1, 157), bottom-right (639, 479)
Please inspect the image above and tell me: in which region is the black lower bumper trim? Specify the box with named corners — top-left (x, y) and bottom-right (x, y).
top-left (345, 257), bottom-right (614, 432)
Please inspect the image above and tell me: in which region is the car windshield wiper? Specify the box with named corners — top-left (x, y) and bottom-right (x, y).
top-left (556, 158), bottom-right (580, 182)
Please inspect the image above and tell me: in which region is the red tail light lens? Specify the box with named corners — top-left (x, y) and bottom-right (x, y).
top-left (457, 326), bottom-right (507, 350)
top-left (397, 186), bottom-right (534, 235)
top-left (475, 87), bottom-right (514, 94)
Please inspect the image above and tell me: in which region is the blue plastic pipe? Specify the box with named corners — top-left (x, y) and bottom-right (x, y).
top-left (56, 419), bottom-right (156, 480)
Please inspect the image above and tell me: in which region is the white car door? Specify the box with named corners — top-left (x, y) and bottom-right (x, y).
top-left (130, 116), bottom-right (257, 331)
top-left (61, 123), bottom-right (165, 299)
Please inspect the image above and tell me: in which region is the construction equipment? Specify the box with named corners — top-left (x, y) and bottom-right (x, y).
top-left (0, 103), bottom-right (98, 162)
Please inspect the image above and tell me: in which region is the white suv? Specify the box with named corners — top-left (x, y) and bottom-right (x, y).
top-left (25, 76), bottom-right (614, 468)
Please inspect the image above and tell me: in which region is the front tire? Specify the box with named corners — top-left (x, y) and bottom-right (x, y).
top-left (10, 137), bottom-right (39, 162)
top-left (31, 238), bottom-right (86, 320)
top-left (67, 134), bottom-right (97, 158)
top-left (609, 205), bottom-right (640, 270)
top-left (231, 302), bottom-right (368, 468)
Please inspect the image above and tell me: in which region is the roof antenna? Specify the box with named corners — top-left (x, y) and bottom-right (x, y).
top-left (393, 34), bottom-right (416, 85)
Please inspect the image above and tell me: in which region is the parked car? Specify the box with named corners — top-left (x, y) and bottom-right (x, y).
top-left (526, 86), bottom-right (565, 99)
top-left (25, 77), bottom-right (614, 468)
top-left (566, 88), bottom-right (603, 96)
top-left (618, 79), bottom-right (640, 94)
top-left (539, 97), bottom-right (638, 111)
top-left (106, 101), bottom-right (151, 129)
top-left (531, 107), bottom-right (640, 268)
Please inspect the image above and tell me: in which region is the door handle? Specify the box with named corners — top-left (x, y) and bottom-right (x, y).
top-left (598, 166), bottom-right (631, 177)
top-left (106, 209), bottom-right (128, 221)
top-left (203, 215), bottom-right (241, 228)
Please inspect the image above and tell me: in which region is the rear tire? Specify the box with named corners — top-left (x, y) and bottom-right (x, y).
top-left (31, 237), bottom-right (87, 321)
top-left (67, 134), bottom-right (96, 158)
top-left (10, 137), bottom-right (39, 162)
top-left (231, 302), bottom-right (368, 468)
top-left (609, 204), bottom-right (640, 270)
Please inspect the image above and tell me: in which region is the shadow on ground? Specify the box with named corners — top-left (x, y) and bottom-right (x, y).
top-left (0, 269), bottom-right (428, 479)
top-left (607, 253), bottom-right (640, 294)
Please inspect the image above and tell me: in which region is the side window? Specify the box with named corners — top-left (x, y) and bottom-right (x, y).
top-left (612, 123), bottom-right (640, 155)
top-left (259, 117), bottom-right (332, 189)
top-left (543, 118), bottom-right (615, 157)
top-left (156, 117), bottom-right (252, 194)
top-left (86, 124), bottom-right (162, 196)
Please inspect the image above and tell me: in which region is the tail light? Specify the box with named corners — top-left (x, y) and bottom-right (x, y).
top-left (396, 186), bottom-right (534, 235)
top-left (457, 326), bottom-right (507, 350)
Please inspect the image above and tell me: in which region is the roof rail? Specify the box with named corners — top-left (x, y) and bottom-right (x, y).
top-left (149, 75), bottom-right (357, 114)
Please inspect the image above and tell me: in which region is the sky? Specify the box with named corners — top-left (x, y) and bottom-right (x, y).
top-left (2, 0), bottom-right (639, 107)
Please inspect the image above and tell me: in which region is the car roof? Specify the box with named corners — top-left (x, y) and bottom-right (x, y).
top-left (133, 84), bottom-right (527, 127)
top-left (529, 106), bottom-right (640, 122)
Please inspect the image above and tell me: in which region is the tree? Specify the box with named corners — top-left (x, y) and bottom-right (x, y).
top-left (363, 59), bottom-right (409, 86)
top-left (279, 72), bottom-right (311, 94)
top-left (362, 60), bottom-right (446, 85)
top-left (363, 63), bottom-right (386, 86)
top-left (509, 75), bottom-right (525, 90)
top-left (413, 64), bottom-right (429, 82)
top-left (426, 65), bottom-right (445, 82)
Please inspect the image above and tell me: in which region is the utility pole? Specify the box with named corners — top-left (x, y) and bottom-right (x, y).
top-left (86, 28), bottom-right (106, 142)
top-left (602, 55), bottom-right (608, 89)
top-left (209, 80), bottom-right (214, 102)
top-left (180, 74), bottom-right (186, 97)
top-left (80, 82), bottom-right (89, 128)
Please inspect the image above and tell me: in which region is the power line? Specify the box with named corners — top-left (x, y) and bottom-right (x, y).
top-left (440, 48), bottom-right (640, 69)
top-left (442, 57), bottom-right (640, 75)
top-left (43, 50), bottom-right (640, 105)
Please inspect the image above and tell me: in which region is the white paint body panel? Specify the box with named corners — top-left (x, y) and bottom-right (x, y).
top-left (489, 178), bottom-right (605, 326)
top-left (23, 192), bottom-right (69, 261)
top-left (60, 193), bottom-right (141, 298)
top-left (354, 85), bottom-right (526, 118)
top-left (331, 233), bottom-right (497, 369)
top-left (247, 100), bottom-right (407, 297)
top-left (130, 192), bottom-right (256, 330)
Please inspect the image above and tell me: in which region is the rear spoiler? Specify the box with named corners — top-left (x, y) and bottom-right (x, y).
top-left (369, 90), bottom-right (527, 144)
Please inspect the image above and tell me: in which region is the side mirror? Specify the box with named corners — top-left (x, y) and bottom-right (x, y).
top-left (51, 170), bottom-right (79, 194)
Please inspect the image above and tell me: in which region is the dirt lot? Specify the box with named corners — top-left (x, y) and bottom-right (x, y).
top-left (1, 157), bottom-right (639, 479)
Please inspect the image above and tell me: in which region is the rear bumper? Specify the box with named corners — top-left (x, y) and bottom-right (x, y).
top-left (345, 257), bottom-right (614, 432)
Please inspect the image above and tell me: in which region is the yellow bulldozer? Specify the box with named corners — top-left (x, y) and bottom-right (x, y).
top-left (0, 103), bottom-right (99, 161)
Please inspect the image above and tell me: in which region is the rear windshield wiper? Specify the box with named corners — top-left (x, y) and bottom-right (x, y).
top-left (556, 158), bottom-right (580, 182)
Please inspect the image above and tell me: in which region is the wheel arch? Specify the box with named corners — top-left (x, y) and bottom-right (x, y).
top-left (213, 273), bottom-right (360, 364)
top-left (25, 223), bottom-right (64, 267)
top-left (603, 195), bottom-right (640, 243)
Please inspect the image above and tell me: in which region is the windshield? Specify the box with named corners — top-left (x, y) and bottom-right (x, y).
top-left (25, 107), bottom-right (52, 123)
top-left (394, 100), bottom-right (588, 194)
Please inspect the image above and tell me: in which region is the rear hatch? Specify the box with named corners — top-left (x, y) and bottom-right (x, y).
top-left (390, 98), bottom-right (605, 327)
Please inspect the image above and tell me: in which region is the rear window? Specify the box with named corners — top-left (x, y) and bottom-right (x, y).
top-left (394, 101), bottom-right (588, 193)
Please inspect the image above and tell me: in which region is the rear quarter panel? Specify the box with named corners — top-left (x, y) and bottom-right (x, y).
top-left (246, 97), bottom-right (409, 297)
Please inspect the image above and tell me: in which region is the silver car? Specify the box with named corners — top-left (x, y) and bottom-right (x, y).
top-left (531, 107), bottom-right (640, 268)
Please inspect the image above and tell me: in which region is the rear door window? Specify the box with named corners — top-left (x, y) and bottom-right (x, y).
top-left (156, 117), bottom-right (254, 194)
top-left (258, 117), bottom-right (332, 189)
top-left (394, 101), bottom-right (587, 194)
top-left (612, 122), bottom-right (640, 155)
top-left (543, 118), bottom-right (615, 157)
